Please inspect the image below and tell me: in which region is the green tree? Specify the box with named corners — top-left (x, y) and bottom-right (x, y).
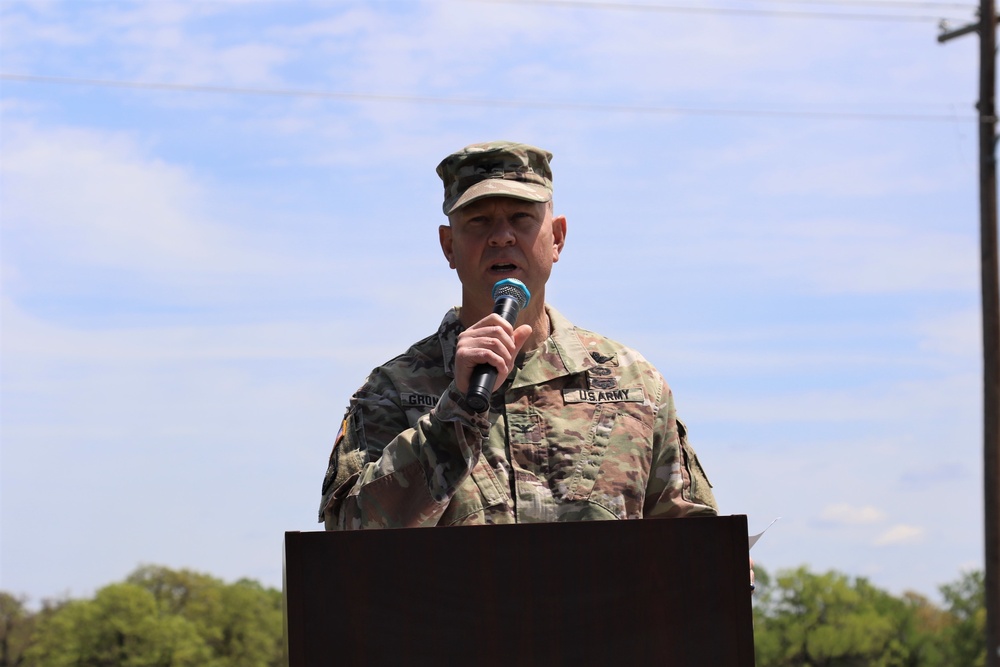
top-left (939, 569), bottom-right (986, 667)
top-left (126, 566), bottom-right (227, 656)
top-left (8, 565), bottom-right (283, 667)
top-left (897, 591), bottom-right (951, 666)
top-left (753, 566), bottom-right (989, 667)
top-left (0, 592), bottom-right (36, 667)
top-left (126, 565), bottom-right (282, 667)
top-left (22, 583), bottom-right (212, 667)
top-left (753, 566), bottom-right (926, 666)
top-left (215, 579), bottom-right (283, 667)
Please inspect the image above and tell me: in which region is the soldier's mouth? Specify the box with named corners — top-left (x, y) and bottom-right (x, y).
top-left (491, 263), bottom-right (518, 274)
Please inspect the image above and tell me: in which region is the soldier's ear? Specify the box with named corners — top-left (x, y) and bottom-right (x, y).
top-left (551, 215), bottom-right (567, 263)
top-left (439, 225), bottom-right (456, 269)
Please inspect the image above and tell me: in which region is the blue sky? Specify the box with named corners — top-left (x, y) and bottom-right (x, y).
top-left (0, 0), bottom-right (987, 604)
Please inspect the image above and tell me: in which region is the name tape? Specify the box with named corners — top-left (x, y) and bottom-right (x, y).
top-left (562, 387), bottom-right (645, 404)
top-left (400, 393), bottom-right (438, 408)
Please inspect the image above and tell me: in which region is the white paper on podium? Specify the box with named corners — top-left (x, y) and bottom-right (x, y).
top-left (748, 517), bottom-right (781, 550)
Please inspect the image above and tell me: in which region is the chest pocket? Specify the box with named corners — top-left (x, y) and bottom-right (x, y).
top-left (552, 403), bottom-right (654, 518)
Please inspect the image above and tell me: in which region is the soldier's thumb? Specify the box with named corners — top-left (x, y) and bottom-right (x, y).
top-left (513, 324), bottom-right (533, 353)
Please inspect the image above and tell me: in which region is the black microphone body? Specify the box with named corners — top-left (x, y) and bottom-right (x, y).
top-left (465, 279), bottom-right (530, 412)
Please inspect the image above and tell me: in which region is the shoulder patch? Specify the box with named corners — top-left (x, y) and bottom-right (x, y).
top-left (328, 417), bottom-right (348, 462)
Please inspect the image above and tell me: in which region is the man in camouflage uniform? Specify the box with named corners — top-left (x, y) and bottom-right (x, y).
top-left (319, 140), bottom-right (718, 530)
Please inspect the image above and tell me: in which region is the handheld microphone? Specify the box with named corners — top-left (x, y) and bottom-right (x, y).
top-left (465, 278), bottom-right (531, 412)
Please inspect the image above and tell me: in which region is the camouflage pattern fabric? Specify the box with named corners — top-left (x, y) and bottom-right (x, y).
top-left (319, 306), bottom-right (718, 530)
top-left (436, 140), bottom-right (553, 215)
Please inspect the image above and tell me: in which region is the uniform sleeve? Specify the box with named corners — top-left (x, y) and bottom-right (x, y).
top-left (319, 382), bottom-right (490, 530)
top-left (642, 377), bottom-right (718, 518)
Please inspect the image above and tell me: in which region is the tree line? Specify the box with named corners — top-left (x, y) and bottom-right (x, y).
top-left (752, 567), bottom-right (985, 666)
top-left (0, 564), bottom-right (986, 666)
top-left (1, 566), bottom-right (283, 667)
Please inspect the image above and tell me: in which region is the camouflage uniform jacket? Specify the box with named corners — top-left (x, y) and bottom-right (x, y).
top-left (319, 306), bottom-right (717, 530)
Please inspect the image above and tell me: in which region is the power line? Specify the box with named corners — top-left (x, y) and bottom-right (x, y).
top-left (102, 0), bottom-right (981, 7)
top-left (0, 73), bottom-right (976, 122)
top-left (0, 0), bottom-right (976, 26)
top-left (469, 0), bottom-right (968, 22)
top-left (746, 0), bottom-right (974, 9)
top-left (758, 0), bottom-right (972, 8)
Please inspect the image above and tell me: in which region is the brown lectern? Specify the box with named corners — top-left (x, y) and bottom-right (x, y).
top-left (284, 515), bottom-right (755, 666)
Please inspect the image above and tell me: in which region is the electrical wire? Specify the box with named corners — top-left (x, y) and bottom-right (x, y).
top-left (0, 73), bottom-right (977, 123)
top-left (740, 0), bottom-right (973, 9)
top-left (470, 0), bottom-right (970, 23)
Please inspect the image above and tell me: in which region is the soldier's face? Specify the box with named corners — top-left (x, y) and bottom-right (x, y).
top-left (439, 197), bottom-right (566, 312)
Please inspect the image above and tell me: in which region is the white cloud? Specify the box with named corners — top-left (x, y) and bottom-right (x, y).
top-left (631, 318), bottom-right (977, 380)
top-left (680, 371), bottom-right (979, 426)
top-left (919, 308), bottom-right (981, 358)
top-left (131, 37), bottom-right (290, 88)
top-left (0, 2), bottom-right (92, 52)
top-left (660, 216), bottom-right (977, 295)
top-left (875, 524), bottom-right (926, 546)
top-left (754, 150), bottom-right (956, 198)
top-left (0, 121), bottom-right (294, 282)
top-left (0, 296), bottom-right (397, 366)
top-left (763, 220), bottom-right (975, 294)
top-left (1, 2), bottom-right (291, 90)
top-left (822, 503), bottom-right (886, 525)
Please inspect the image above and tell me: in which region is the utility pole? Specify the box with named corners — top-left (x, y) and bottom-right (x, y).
top-left (940, 1), bottom-right (1000, 664)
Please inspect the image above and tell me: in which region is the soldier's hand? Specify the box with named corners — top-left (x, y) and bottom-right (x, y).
top-left (454, 314), bottom-right (532, 396)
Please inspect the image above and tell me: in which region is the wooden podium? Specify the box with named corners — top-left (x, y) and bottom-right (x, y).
top-left (284, 515), bottom-right (755, 666)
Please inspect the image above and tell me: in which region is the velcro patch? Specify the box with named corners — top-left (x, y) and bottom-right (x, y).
top-left (563, 387), bottom-right (645, 404)
top-left (589, 376), bottom-right (618, 390)
top-left (400, 393), bottom-right (439, 409)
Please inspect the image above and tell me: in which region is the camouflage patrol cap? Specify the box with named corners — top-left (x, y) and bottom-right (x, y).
top-left (436, 140), bottom-right (553, 215)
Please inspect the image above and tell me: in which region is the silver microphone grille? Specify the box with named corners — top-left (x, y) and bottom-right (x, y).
top-left (492, 278), bottom-right (530, 310)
